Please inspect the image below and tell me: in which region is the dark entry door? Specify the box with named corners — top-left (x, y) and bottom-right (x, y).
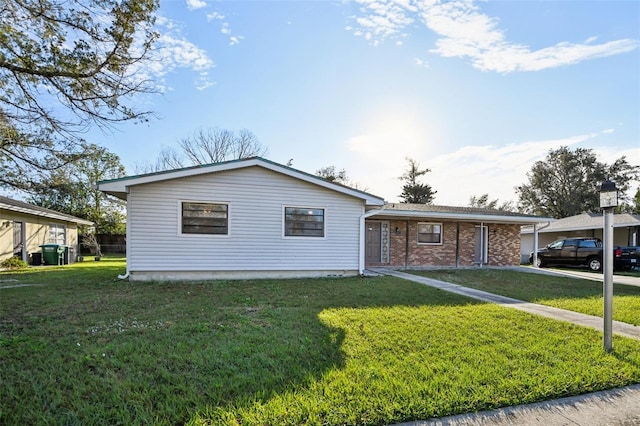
top-left (13, 221), bottom-right (25, 261)
top-left (366, 222), bottom-right (382, 263)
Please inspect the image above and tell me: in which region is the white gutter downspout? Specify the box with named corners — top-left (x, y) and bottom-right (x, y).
top-left (359, 208), bottom-right (385, 275)
top-left (118, 191), bottom-right (131, 280)
top-left (480, 222), bottom-right (484, 268)
top-left (532, 221), bottom-right (552, 268)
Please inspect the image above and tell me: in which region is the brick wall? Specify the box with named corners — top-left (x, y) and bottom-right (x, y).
top-left (366, 220), bottom-right (521, 268)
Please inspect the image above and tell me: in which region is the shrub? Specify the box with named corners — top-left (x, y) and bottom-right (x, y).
top-left (1, 256), bottom-right (29, 269)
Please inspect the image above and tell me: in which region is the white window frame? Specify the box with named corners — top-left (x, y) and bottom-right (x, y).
top-left (179, 200), bottom-right (230, 237)
top-left (417, 222), bottom-right (443, 245)
top-left (49, 224), bottom-right (66, 244)
top-left (282, 206), bottom-right (326, 239)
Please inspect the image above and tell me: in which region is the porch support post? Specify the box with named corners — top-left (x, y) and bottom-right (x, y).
top-left (533, 224), bottom-right (538, 268)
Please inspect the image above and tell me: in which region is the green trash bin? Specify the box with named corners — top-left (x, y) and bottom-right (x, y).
top-left (40, 244), bottom-right (67, 265)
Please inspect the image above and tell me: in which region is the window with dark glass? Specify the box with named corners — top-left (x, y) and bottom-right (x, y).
top-left (417, 222), bottom-right (442, 244)
top-left (284, 207), bottom-right (325, 237)
top-left (182, 202), bottom-right (228, 235)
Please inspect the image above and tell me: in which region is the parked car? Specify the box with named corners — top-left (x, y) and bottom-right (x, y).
top-left (529, 237), bottom-right (640, 272)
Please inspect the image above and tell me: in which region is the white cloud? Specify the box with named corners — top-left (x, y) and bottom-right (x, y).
top-left (207, 12), bottom-right (225, 21)
top-left (413, 57), bottom-right (430, 68)
top-left (186, 0), bottom-right (206, 11)
top-left (346, 130), bottom-right (602, 205)
top-left (349, 0), bottom-right (640, 72)
top-left (130, 19), bottom-right (215, 92)
top-left (229, 36), bottom-right (244, 46)
top-left (208, 14), bottom-right (243, 46)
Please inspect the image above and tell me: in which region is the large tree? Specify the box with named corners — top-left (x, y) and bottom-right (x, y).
top-left (398, 157), bottom-right (436, 204)
top-left (137, 128), bottom-right (268, 173)
top-left (0, 0), bottom-right (160, 192)
top-left (516, 146), bottom-right (639, 218)
top-left (468, 194), bottom-right (515, 211)
top-left (315, 165), bottom-right (368, 191)
top-left (28, 144), bottom-right (127, 234)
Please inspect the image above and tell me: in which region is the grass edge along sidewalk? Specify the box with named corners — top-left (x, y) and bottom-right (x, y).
top-left (2, 260), bottom-right (640, 425)
top-left (403, 268), bottom-right (640, 327)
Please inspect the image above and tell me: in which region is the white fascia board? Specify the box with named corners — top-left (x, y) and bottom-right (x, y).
top-left (522, 221), bottom-right (640, 234)
top-left (522, 219), bottom-right (640, 234)
top-left (1, 204), bottom-right (94, 226)
top-left (370, 209), bottom-right (553, 224)
top-left (98, 157), bottom-right (386, 205)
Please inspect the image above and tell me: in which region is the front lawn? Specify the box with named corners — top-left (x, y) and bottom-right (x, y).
top-left (2, 259), bottom-right (640, 425)
top-left (409, 269), bottom-right (640, 326)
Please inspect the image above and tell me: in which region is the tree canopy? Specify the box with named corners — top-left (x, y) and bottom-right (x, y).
top-left (315, 165), bottom-right (368, 191)
top-left (28, 144), bottom-right (127, 234)
top-left (137, 128), bottom-right (268, 173)
top-left (398, 157), bottom-right (436, 204)
top-left (1, 0), bottom-right (160, 192)
top-left (516, 146), bottom-right (639, 218)
top-left (468, 194), bottom-right (514, 211)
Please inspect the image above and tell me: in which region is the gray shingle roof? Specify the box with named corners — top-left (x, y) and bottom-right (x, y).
top-left (522, 212), bottom-right (640, 234)
top-left (367, 203), bottom-right (551, 224)
top-left (382, 203), bottom-right (541, 218)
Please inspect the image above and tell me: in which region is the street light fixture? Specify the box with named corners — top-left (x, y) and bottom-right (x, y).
top-left (599, 179), bottom-right (617, 352)
top-left (599, 180), bottom-right (618, 209)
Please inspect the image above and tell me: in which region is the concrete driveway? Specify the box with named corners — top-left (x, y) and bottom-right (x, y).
top-left (518, 265), bottom-right (640, 287)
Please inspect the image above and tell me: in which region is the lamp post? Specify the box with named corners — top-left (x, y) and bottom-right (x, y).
top-left (599, 179), bottom-right (617, 352)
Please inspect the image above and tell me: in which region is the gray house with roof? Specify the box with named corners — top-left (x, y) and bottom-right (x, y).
top-left (99, 157), bottom-right (550, 281)
top-left (520, 212), bottom-right (640, 263)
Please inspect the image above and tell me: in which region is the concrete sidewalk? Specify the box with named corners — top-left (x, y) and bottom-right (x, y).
top-left (372, 268), bottom-right (640, 425)
top-left (373, 268), bottom-right (640, 340)
top-left (397, 384), bottom-right (640, 426)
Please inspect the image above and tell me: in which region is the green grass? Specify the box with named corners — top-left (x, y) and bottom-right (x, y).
top-left (2, 259), bottom-right (640, 425)
top-left (408, 269), bottom-right (640, 326)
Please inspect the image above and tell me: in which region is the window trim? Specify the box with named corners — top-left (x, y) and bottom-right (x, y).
top-left (179, 200), bottom-right (230, 237)
top-left (417, 222), bottom-right (443, 245)
top-left (49, 223), bottom-right (67, 244)
top-left (282, 205), bottom-right (326, 239)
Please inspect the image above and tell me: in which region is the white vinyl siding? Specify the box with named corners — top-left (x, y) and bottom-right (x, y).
top-left (126, 166), bottom-right (364, 273)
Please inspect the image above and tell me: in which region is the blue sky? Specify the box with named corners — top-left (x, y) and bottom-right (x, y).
top-left (92, 0), bottom-right (640, 206)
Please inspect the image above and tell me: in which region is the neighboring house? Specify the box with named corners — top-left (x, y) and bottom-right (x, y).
top-left (520, 212), bottom-right (640, 262)
top-left (0, 196), bottom-right (93, 264)
top-left (98, 157), bottom-right (550, 281)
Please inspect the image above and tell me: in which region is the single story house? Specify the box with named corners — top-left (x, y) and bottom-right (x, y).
top-left (98, 157), bottom-right (550, 281)
top-left (0, 196), bottom-right (93, 264)
top-left (521, 212), bottom-right (640, 262)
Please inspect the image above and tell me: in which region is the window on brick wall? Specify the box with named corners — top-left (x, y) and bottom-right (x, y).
top-left (417, 222), bottom-right (442, 245)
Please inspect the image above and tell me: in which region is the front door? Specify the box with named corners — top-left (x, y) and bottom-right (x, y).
top-left (13, 221), bottom-right (26, 261)
top-left (365, 222), bottom-right (382, 263)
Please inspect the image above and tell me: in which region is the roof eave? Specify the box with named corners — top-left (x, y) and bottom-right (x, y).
top-left (522, 221), bottom-right (640, 234)
top-left (97, 157), bottom-right (386, 205)
top-left (369, 209), bottom-right (553, 224)
top-left (1, 204), bottom-right (94, 226)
